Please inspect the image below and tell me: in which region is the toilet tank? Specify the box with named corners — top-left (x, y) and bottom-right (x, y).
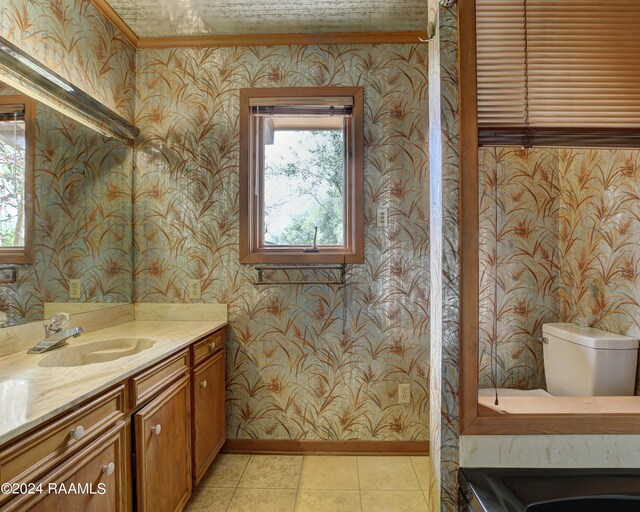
top-left (542, 323), bottom-right (638, 396)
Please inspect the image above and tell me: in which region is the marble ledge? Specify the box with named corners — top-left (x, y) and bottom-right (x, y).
top-left (43, 302), bottom-right (128, 319)
top-left (460, 434), bottom-right (640, 468)
top-left (0, 317), bottom-right (227, 446)
top-left (134, 302), bottom-right (227, 322)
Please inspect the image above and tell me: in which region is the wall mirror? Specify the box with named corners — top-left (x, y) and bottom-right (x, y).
top-left (476, 147), bottom-right (640, 408)
top-left (0, 47), bottom-right (135, 328)
top-left (459, 0), bottom-right (640, 435)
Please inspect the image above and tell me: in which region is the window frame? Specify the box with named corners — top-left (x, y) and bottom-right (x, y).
top-left (239, 87), bottom-right (364, 264)
top-left (0, 94), bottom-right (34, 264)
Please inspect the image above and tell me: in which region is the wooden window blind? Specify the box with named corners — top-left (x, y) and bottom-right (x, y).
top-left (477, 0), bottom-right (640, 146)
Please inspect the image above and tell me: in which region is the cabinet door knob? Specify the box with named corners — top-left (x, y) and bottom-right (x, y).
top-left (102, 462), bottom-right (115, 476)
top-left (200, 380), bottom-right (208, 388)
top-left (151, 424), bottom-right (162, 436)
top-left (209, 341), bottom-right (216, 351)
top-left (69, 425), bottom-right (85, 441)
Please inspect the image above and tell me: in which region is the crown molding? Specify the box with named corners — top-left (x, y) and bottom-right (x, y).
top-left (91, 0), bottom-right (139, 46)
top-left (137, 31), bottom-right (427, 49)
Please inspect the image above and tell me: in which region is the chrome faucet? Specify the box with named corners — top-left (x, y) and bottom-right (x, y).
top-left (27, 325), bottom-right (83, 354)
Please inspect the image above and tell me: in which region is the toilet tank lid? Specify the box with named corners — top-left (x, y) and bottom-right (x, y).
top-left (543, 323), bottom-right (638, 350)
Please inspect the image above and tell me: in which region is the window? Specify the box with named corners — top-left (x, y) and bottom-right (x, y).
top-left (0, 95), bottom-right (33, 264)
top-left (239, 87), bottom-right (364, 264)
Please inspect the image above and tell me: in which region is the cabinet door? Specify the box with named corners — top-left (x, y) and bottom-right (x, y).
top-left (192, 348), bottom-right (226, 484)
top-left (135, 375), bottom-right (191, 512)
top-left (18, 422), bottom-right (127, 512)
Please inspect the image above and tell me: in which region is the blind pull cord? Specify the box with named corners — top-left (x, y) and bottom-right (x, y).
top-left (521, 0), bottom-right (532, 150)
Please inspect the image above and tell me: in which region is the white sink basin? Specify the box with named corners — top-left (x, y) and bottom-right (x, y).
top-left (38, 338), bottom-right (156, 367)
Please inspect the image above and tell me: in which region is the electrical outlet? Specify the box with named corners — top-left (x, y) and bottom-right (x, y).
top-left (68, 279), bottom-right (81, 299)
top-left (188, 279), bottom-right (202, 300)
top-left (398, 383), bottom-right (411, 404)
top-left (376, 207), bottom-right (389, 228)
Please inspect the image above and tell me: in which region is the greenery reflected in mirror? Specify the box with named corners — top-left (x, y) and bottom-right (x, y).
top-left (0, 102), bottom-right (27, 247)
top-left (0, 83), bottom-right (133, 328)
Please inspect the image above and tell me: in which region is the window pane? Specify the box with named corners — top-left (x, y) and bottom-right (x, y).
top-left (0, 117), bottom-right (26, 247)
top-left (262, 124), bottom-right (345, 246)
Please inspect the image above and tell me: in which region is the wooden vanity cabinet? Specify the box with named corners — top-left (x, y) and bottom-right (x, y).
top-left (0, 326), bottom-right (226, 512)
top-left (192, 347), bottom-right (226, 484)
top-left (134, 375), bottom-right (191, 512)
top-left (4, 422), bottom-right (127, 512)
top-left (0, 385), bottom-right (126, 508)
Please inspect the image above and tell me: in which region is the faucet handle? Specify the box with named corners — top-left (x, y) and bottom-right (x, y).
top-left (43, 323), bottom-right (62, 338)
top-left (50, 312), bottom-right (71, 331)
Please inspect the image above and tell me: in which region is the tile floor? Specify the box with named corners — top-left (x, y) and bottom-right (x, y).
top-left (185, 454), bottom-right (431, 512)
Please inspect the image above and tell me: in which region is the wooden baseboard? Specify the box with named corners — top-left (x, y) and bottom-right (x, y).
top-left (222, 439), bottom-right (429, 456)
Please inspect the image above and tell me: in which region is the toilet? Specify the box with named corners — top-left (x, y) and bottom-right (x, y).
top-left (542, 323), bottom-right (639, 396)
top-left (480, 323), bottom-right (639, 397)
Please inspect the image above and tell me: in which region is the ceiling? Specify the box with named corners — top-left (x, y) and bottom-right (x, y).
top-left (105, 0), bottom-right (429, 39)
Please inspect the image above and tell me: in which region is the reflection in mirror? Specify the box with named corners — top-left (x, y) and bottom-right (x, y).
top-left (0, 96), bottom-right (33, 264)
top-left (478, 146), bottom-right (640, 403)
top-left (0, 83), bottom-right (132, 329)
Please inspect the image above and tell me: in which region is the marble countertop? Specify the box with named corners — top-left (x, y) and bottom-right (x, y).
top-left (0, 319), bottom-right (226, 446)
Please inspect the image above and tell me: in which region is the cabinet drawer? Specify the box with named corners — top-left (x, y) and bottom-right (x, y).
top-left (130, 350), bottom-right (189, 409)
top-left (192, 330), bottom-right (224, 366)
top-left (3, 421), bottom-right (127, 512)
top-left (0, 385), bottom-right (125, 505)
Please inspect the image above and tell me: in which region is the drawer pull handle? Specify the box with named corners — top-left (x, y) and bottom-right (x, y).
top-left (69, 425), bottom-right (85, 441)
top-left (200, 380), bottom-right (208, 388)
top-left (103, 462), bottom-right (116, 476)
top-left (151, 424), bottom-right (162, 436)
top-left (209, 341), bottom-right (216, 351)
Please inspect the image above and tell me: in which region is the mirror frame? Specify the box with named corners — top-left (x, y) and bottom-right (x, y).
top-left (0, 94), bottom-right (34, 264)
top-left (458, 0), bottom-right (640, 435)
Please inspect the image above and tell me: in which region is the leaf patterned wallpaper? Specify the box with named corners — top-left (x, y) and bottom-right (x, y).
top-left (427, 2), bottom-right (462, 508)
top-left (478, 147), bottom-right (560, 390)
top-left (0, 0), bottom-right (135, 122)
top-left (479, 146), bottom-right (640, 394)
top-left (0, 85), bottom-right (133, 327)
top-left (134, 44), bottom-right (430, 441)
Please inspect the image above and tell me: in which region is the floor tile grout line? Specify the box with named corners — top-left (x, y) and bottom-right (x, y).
top-left (410, 456), bottom-right (430, 493)
top-left (410, 457), bottom-right (422, 490)
top-left (292, 456), bottom-right (306, 512)
top-left (356, 456), bottom-right (364, 512)
top-left (225, 454), bottom-right (253, 512)
top-left (412, 459), bottom-right (432, 510)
